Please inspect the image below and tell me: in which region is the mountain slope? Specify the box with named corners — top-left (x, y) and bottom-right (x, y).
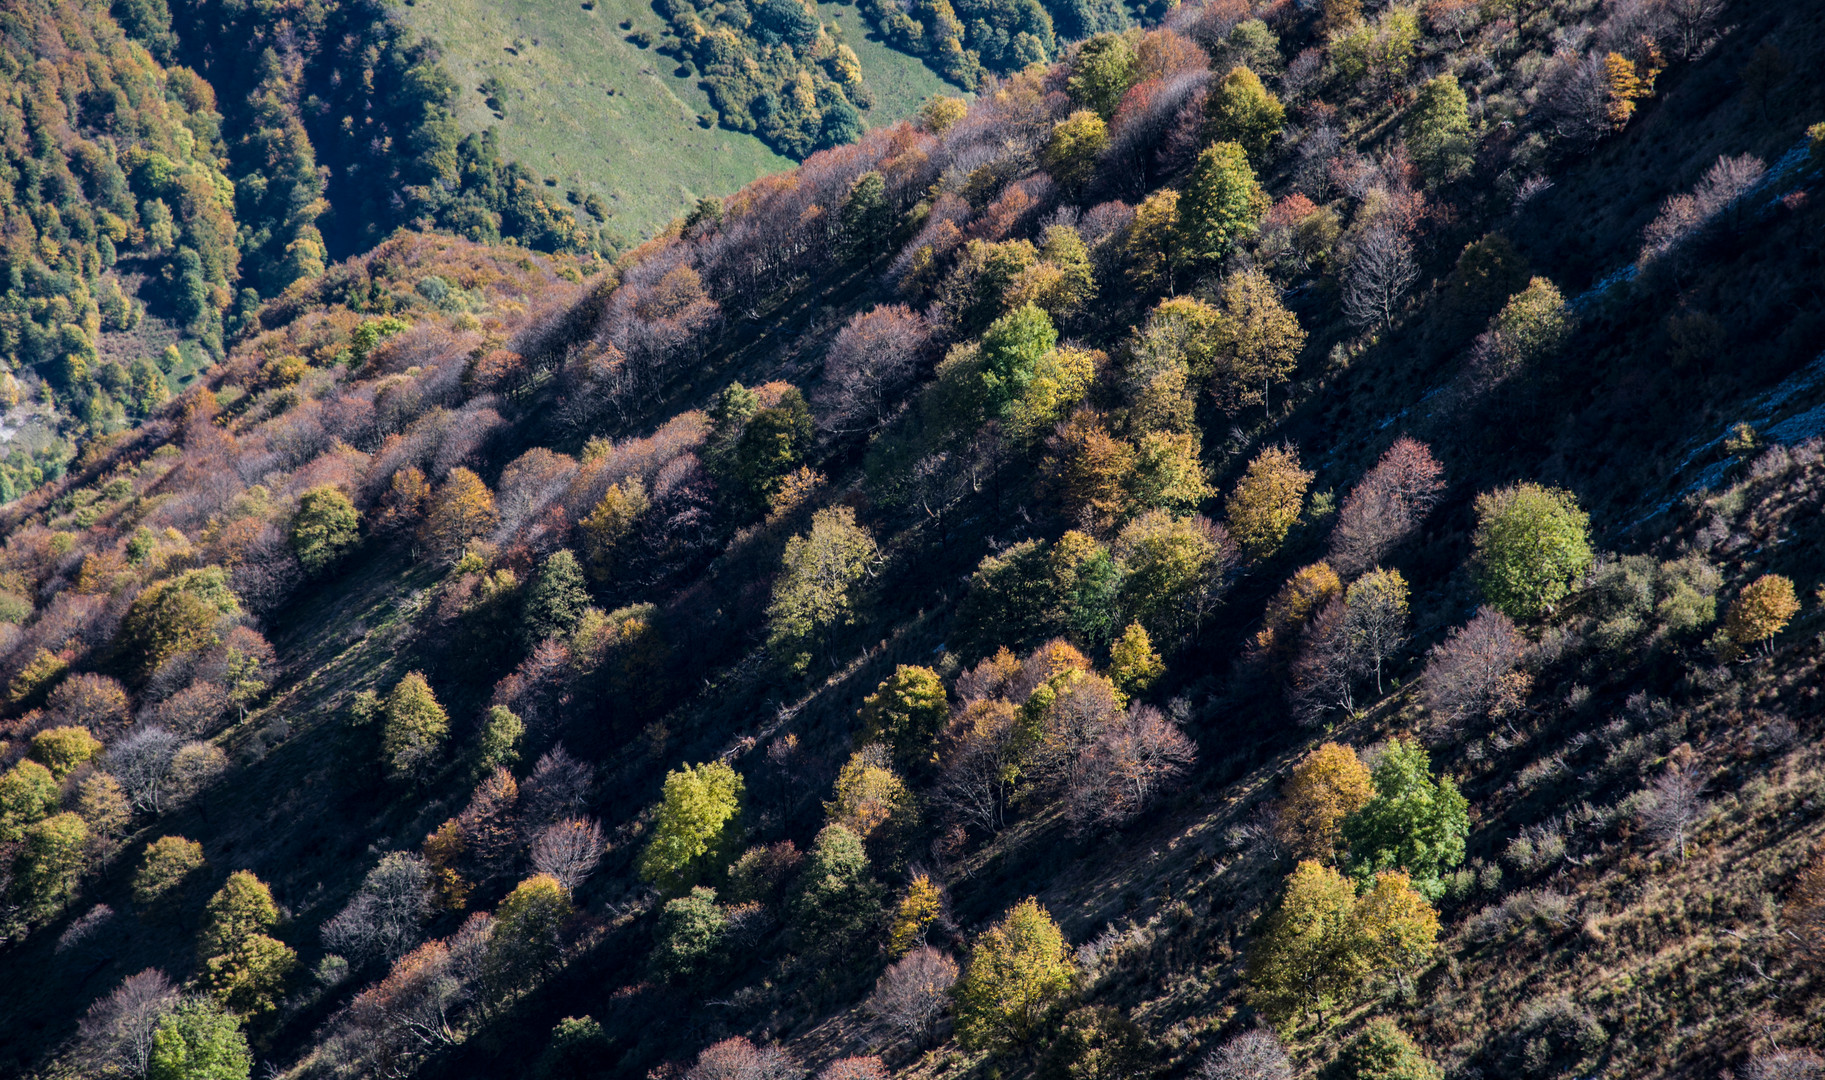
top-left (1, 3), bottom-right (1824, 1080)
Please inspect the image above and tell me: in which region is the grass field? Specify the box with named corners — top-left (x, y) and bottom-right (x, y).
top-left (398, 0), bottom-right (957, 245)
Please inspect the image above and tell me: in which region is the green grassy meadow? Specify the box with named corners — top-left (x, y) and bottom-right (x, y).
top-left (399, 0), bottom-right (956, 243)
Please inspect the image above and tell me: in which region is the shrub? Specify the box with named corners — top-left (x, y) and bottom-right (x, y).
top-left (1344, 1018), bottom-right (1441, 1080)
top-left (1042, 1004), bottom-right (1152, 1080)
top-left (1195, 1029), bottom-right (1292, 1080)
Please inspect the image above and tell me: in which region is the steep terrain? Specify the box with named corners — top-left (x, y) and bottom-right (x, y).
top-left (2, 3), bottom-right (1825, 1080)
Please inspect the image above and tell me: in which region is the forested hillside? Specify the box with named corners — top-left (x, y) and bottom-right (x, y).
top-left (3, 3), bottom-right (1825, 1080)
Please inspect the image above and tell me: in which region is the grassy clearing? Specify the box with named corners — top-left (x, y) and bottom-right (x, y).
top-left (399, 0), bottom-right (956, 245)
top-left (399, 0), bottom-right (792, 242)
top-left (817, 0), bottom-right (963, 121)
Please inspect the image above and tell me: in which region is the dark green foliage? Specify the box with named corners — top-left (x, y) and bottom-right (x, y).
top-left (957, 540), bottom-right (1059, 654)
top-left (840, 172), bottom-right (894, 262)
top-left (1067, 34), bottom-right (1138, 119)
top-left (652, 886), bottom-right (729, 983)
top-left (522, 550), bottom-right (590, 648)
top-left (535, 1016), bottom-right (613, 1080)
top-left (290, 487), bottom-right (360, 575)
top-left (1041, 1006), bottom-right (1152, 1080)
top-left (729, 388), bottom-right (814, 516)
top-left (790, 824), bottom-right (882, 952)
top-left (655, 0), bottom-right (868, 158)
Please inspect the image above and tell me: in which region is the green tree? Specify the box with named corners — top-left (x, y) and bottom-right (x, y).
top-left (1174, 142), bottom-right (1268, 270)
top-left (289, 486), bottom-right (360, 574)
top-left (475, 705), bottom-right (525, 776)
top-left (1042, 111), bottom-right (1109, 194)
top-left (200, 871), bottom-right (279, 959)
top-left (488, 874), bottom-right (572, 986)
top-left (522, 549), bottom-right (590, 647)
top-left (381, 672), bottom-right (450, 780)
top-left (1341, 737), bottom-right (1468, 900)
top-left (135, 836), bottom-right (208, 906)
top-left (120, 568), bottom-right (241, 676)
top-left (859, 665), bottom-right (949, 770)
top-left (980, 303), bottom-right (1061, 413)
top-left (1067, 33), bottom-right (1139, 119)
top-left (652, 886), bottom-right (728, 983)
top-left (765, 507), bottom-right (878, 673)
top-left (1485, 277), bottom-right (1574, 377)
top-left (17, 812), bottom-right (90, 917)
top-left (1226, 444), bottom-right (1312, 560)
top-left (148, 998), bottom-right (251, 1080)
top-left (1344, 1019), bottom-right (1442, 1080)
top-left (954, 897), bottom-right (1075, 1052)
top-left (30, 725), bottom-right (102, 778)
top-left (579, 476), bottom-right (649, 584)
top-left (203, 933), bottom-right (297, 1016)
top-left (1211, 269), bottom-right (1306, 417)
top-left (1246, 860), bottom-right (1366, 1022)
top-left (732, 388), bottom-right (814, 514)
top-left (840, 171), bottom-right (893, 261)
top-left (1205, 66), bottom-right (1285, 163)
top-left (638, 760), bottom-right (746, 894)
top-left (1472, 482), bottom-right (1593, 619)
top-left (0, 759), bottom-right (61, 842)
top-left (790, 823), bottom-right (884, 949)
top-left (1406, 74), bottom-right (1473, 185)
top-left (1114, 510), bottom-right (1230, 642)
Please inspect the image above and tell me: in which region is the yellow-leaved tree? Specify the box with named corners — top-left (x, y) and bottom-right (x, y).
top-left (954, 897), bottom-right (1075, 1051)
top-left (1273, 742), bottom-right (1375, 861)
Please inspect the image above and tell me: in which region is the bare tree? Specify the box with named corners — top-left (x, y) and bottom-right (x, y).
top-left (1067, 705), bottom-right (1197, 829)
top-left (1197, 1029), bottom-right (1294, 1080)
top-left (1341, 223), bottom-right (1418, 331)
top-left (935, 703), bottom-right (1021, 834)
top-left (530, 818), bottom-right (605, 890)
top-left (106, 727), bottom-right (183, 813)
top-left (814, 305), bottom-right (934, 438)
top-left (1660, 0), bottom-right (1725, 59)
top-left (685, 1037), bottom-right (802, 1080)
top-left (818, 1058), bottom-right (889, 1080)
top-left (1539, 51), bottom-right (1614, 149)
top-left (1328, 437), bottom-right (1445, 577)
top-left (518, 745), bottom-right (595, 839)
top-left (868, 945), bottom-right (959, 1044)
top-left (1638, 766), bottom-right (1704, 860)
top-left (322, 853), bottom-right (437, 966)
top-left (77, 969), bottom-right (180, 1079)
top-left (1287, 599), bottom-right (1357, 725)
top-left (1421, 607), bottom-right (1529, 729)
top-left (1640, 154), bottom-right (1767, 264)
